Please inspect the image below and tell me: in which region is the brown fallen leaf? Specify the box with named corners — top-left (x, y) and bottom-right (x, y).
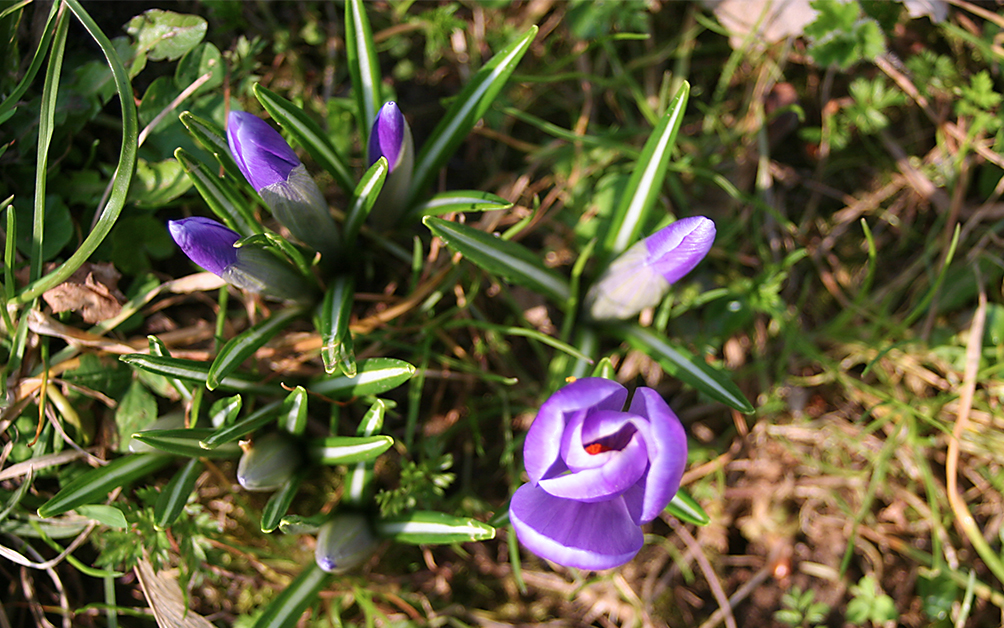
top-left (42, 262), bottom-right (125, 324)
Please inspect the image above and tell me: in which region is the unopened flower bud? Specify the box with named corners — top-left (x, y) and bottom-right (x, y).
top-left (236, 432), bottom-right (303, 492)
top-left (314, 513), bottom-right (378, 573)
top-left (228, 111), bottom-right (340, 258)
top-left (585, 216), bottom-right (716, 321)
top-left (366, 102), bottom-right (414, 229)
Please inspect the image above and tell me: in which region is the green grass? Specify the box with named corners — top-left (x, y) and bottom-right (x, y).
top-left (1, 1), bottom-right (1003, 626)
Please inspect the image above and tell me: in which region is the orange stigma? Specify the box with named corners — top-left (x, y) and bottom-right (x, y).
top-left (585, 443), bottom-right (611, 455)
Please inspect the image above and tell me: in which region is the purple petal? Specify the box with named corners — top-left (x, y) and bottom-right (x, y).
top-left (523, 378), bottom-right (627, 485)
top-left (584, 242), bottom-right (670, 320)
top-left (627, 388), bottom-right (687, 523)
top-left (167, 217), bottom-right (239, 276)
top-left (540, 427), bottom-right (648, 502)
top-left (368, 102), bottom-right (407, 170)
top-left (227, 111), bottom-right (301, 191)
top-left (510, 484), bottom-right (643, 570)
top-left (644, 216), bottom-right (716, 284)
top-left (561, 410), bottom-right (644, 472)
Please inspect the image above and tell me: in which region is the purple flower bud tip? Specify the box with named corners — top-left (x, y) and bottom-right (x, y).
top-left (227, 110), bottom-right (301, 191)
top-left (509, 378), bottom-right (687, 570)
top-left (645, 216), bottom-right (716, 284)
top-left (368, 102), bottom-right (407, 170)
top-left (167, 217), bottom-right (239, 276)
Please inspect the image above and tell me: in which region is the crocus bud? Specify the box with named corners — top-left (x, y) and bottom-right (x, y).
top-left (236, 432), bottom-right (304, 492)
top-left (584, 216), bottom-right (716, 321)
top-left (366, 102), bottom-right (414, 229)
top-left (315, 513), bottom-right (378, 573)
top-left (227, 111), bottom-right (340, 258)
top-left (168, 217), bottom-right (313, 301)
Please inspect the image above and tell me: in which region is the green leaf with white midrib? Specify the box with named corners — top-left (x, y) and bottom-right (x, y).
top-left (605, 82), bottom-right (690, 257)
top-left (345, 0), bottom-right (381, 140)
top-left (37, 454), bottom-right (173, 518)
top-left (623, 324), bottom-right (754, 414)
top-left (178, 110), bottom-right (247, 185)
top-left (307, 436), bottom-right (394, 465)
top-left (250, 562), bottom-right (331, 628)
top-left (665, 489), bottom-right (710, 526)
top-left (309, 358), bottom-right (416, 398)
top-left (281, 386), bottom-right (308, 436)
top-left (175, 148), bottom-right (262, 237)
top-left (131, 428), bottom-right (241, 458)
top-left (120, 354), bottom-right (282, 395)
top-left (207, 306), bottom-right (305, 390)
top-left (318, 276), bottom-right (356, 376)
top-left (407, 26), bottom-right (537, 210)
top-left (343, 157), bottom-right (387, 249)
top-left (199, 400), bottom-right (284, 449)
top-left (424, 217), bottom-right (570, 303)
top-left (412, 190), bottom-right (513, 217)
top-left (375, 511), bottom-right (496, 544)
top-left (260, 470), bottom-right (305, 533)
top-left (154, 458), bottom-right (202, 529)
top-left (253, 83), bottom-right (354, 194)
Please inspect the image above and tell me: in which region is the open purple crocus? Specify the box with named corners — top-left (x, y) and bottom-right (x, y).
top-left (509, 378), bottom-right (687, 570)
top-left (585, 216), bottom-right (716, 321)
top-left (366, 102), bottom-right (414, 229)
top-left (168, 216), bottom-right (311, 301)
top-left (227, 111), bottom-right (340, 258)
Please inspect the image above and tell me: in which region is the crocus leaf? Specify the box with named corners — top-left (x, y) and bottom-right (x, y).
top-left (209, 394), bottom-right (242, 427)
top-left (357, 399), bottom-right (389, 437)
top-left (309, 358), bottom-right (416, 398)
top-left (147, 335), bottom-right (193, 401)
top-left (253, 83), bottom-right (354, 194)
top-left (154, 458), bottom-right (202, 529)
top-left (121, 354), bottom-right (281, 395)
top-left (207, 306), bottom-right (306, 390)
top-left (412, 190), bottom-right (514, 217)
top-left (424, 216), bottom-right (571, 303)
top-left (345, 399), bottom-right (390, 506)
top-left (281, 386), bottom-right (309, 436)
top-left (345, 0), bottom-right (381, 140)
top-left (37, 454), bottom-right (172, 518)
top-left (343, 157), bottom-right (388, 248)
top-left (234, 231), bottom-right (312, 278)
top-left (75, 504), bottom-right (127, 529)
top-left (375, 511), bottom-right (497, 544)
top-left (131, 428), bottom-right (241, 458)
top-left (317, 276), bottom-right (356, 376)
top-left (178, 110), bottom-right (246, 184)
top-left (622, 324), bottom-right (754, 414)
top-left (199, 400), bottom-right (283, 449)
top-left (591, 357), bottom-right (617, 380)
top-left (260, 470), bottom-right (306, 533)
top-left (278, 514), bottom-right (327, 535)
top-left (407, 26), bottom-right (537, 209)
top-left (665, 488), bottom-right (710, 526)
top-left (604, 82), bottom-right (690, 257)
top-left (307, 435), bottom-right (394, 465)
top-left (175, 147), bottom-right (262, 237)
top-left (250, 562), bottom-right (331, 628)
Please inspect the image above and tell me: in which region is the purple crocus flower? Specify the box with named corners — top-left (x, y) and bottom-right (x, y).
top-left (509, 378), bottom-right (687, 570)
top-left (168, 217), bottom-right (311, 301)
top-left (227, 111), bottom-right (339, 258)
top-left (366, 102), bottom-right (414, 229)
top-left (585, 216), bottom-right (716, 321)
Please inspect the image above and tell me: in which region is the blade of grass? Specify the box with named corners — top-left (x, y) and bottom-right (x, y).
top-left (345, 0), bottom-right (381, 139)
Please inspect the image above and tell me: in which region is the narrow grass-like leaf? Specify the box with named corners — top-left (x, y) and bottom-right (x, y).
top-left (253, 83), bottom-right (354, 193)
top-left (234, 231), bottom-right (312, 277)
top-left (318, 276), bottom-right (356, 376)
top-left (412, 190), bottom-right (514, 217)
top-left (424, 217), bottom-right (570, 303)
top-left (357, 399), bottom-right (388, 437)
top-left (623, 325), bottom-right (753, 413)
top-left (120, 354), bottom-right (283, 395)
top-left (178, 111), bottom-right (246, 183)
top-left (207, 307), bottom-right (305, 390)
top-left (37, 454), bottom-right (172, 518)
top-left (132, 429), bottom-right (241, 458)
top-left (75, 504), bottom-right (127, 529)
top-left (346, 400), bottom-right (390, 506)
top-left (175, 148), bottom-right (261, 236)
top-left (604, 82), bottom-right (690, 257)
top-left (665, 489), bottom-right (710, 526)
top-left (17, 0), bottom-right (138, 303)
top-left (443, 318), bottom-right (591, 364)
top-left (591, 357), bottom-right (616, 379)
top-left (375, 511), bottom-right (496, 544)
top-left (343, 157), bottom-right (387, 249)
top-left (209, 395), bottom-right (242, 427)
top-left (309, 358), bottom-right (416, 398)
top-left (260, 471), bottom-right (305, 533)
top-left (30, 7), bottom-right (68, 282)
top-left (407, 26), bottom-right (537, 209)
top-left (199, 400), bottom-right (284, 449)
top-left (281, 386), bottom-right (308, 435)
top-left (251, 563), bottom-right (331, 628)
top-left (154, 458), bottom-right (202, 529)
top-left (0, 1), bottom-right (59, 124)
top-left (278, 514), bottom-right (326, 535)
top-left (147, 336), bottom-right (193, 401)
top-left (345, 0), bottom-right (381, 139)
top-left (307, 435), bottom-right (394, 465)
